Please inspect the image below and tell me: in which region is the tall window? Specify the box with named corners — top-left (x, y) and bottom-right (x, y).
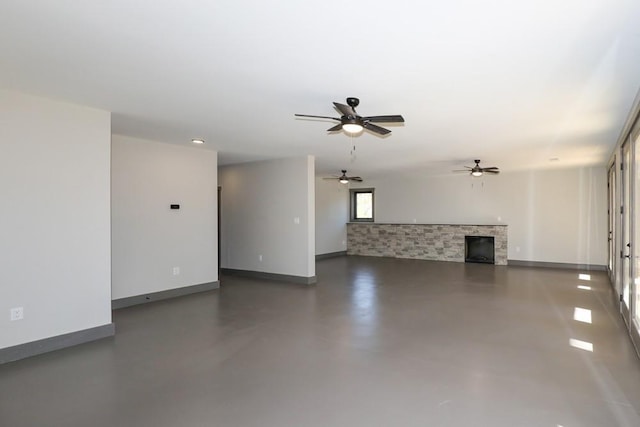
top-left (350, 188), bottom-right (374, 222)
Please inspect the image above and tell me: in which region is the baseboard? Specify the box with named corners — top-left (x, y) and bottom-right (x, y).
top-left (507, 260), bottom-right (607, 271)
top-left (0, 323), bottom-right (115, 365)
top-left (112, 281), bottom-right (220, 309)
top-left (628, 316), bottom-right (640, 360)
top-left (316, 251), bottom-right (347, 260)
top-left (221, 268), bottom-right (317, 285)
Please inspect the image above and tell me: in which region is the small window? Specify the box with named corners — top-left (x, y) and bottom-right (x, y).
top-left (350, 188), bottom-right (374, 222)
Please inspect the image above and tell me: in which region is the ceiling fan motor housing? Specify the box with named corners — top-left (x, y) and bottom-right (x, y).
top-left (294, 97), bottom-right (402, 135)
top-left (342, 116), bottom-right (361, 125)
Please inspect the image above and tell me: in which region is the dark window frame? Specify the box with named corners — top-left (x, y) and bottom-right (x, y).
top-left (350, 188), bottom-right (375, 222)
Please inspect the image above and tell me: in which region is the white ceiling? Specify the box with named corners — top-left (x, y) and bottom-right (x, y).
top-left (2, 1), bottom-right (640, 178)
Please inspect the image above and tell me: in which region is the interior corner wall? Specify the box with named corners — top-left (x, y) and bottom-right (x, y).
top-left (351, 166), bottom-right (607, 266)
top-left (0, 90), bottom-right (112, 349)
top-left (111, 135), bottom-right (218, 300)
top-left (219, 156), bottom-right (315, 278)
top-left (315, 177), bottom-right (348, 255)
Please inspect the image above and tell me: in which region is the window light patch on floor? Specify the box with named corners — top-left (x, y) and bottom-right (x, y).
top-left (577, 285), bottom-right (591, 290)
top-left (569, 339), bottom-right (594, 352)
top-left (578, 273), bottom-right (591, 281)
top-left (573, 307), bottom-right (592, 324)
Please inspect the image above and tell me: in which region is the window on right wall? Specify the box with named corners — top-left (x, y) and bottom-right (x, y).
top-left (350, 188), bottom-right (374, 222)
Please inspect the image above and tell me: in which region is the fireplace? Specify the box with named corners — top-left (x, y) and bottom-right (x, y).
top-left (465, 236), bottom-right (495, 264)
top-left (346, 223), bottom-right (508, 265)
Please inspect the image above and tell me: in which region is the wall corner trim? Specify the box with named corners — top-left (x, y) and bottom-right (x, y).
top-left (221, 268), bottom-right (317, 285)
top-left (112, 281), bottom-right (220, 309)
top-left (0, 323), bottom-right (115, 365)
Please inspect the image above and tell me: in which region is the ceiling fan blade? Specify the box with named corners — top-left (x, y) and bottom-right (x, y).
top-left (295, 114), bottom-right (340, 121)
top-left (362, 115), bottom-right (405, 123)
top-left (484, 170), bottom-right (500, 174)
top-left (482, 167), bottom-right (499, 170)
top-left (327, 123), bottom-right (343, 132)
top-left (349, 177), bottom-right (363, 182)
top-left (323, 177), bottom-right (340, 180)
top-left (333, 102), bottom-right (356, 116)
top-left (363, 122), bottom-right (391, 135)
top-left (452, 169), bottom-right (471, 172)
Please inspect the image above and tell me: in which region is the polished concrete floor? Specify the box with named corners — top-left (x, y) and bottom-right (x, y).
top-left (2, 256), bottom-right (640, 426)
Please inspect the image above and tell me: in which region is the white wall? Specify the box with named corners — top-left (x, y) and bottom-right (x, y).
top-left (0, 90), bottom-right (112, 349)
top-left (315, 177), bottom-right (348, 255)
top-left (111, 136), bottom-right (218, 300)
top-left (219, 156), bottom-right (315, 278)
top-left (351, 166), bottom-right (607, 265)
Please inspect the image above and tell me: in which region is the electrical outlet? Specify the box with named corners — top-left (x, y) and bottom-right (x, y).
top-left (172, 267), bottom-right (180, 275)
top-left (259, 254), bottom-right (263, 262)
top-left (293, 217), bottom-right (300, 225)
top-left (10, 307), bottom-right (23, 321)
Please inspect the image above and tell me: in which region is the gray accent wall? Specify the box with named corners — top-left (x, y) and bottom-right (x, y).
top-left (219, 156), bottom-right (315, 280)
top-left (111, 136), bottom-right (218, 300)
top-left (0, 90), bottom-right (112, 351)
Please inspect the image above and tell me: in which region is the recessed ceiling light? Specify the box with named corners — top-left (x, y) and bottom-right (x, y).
top-left (191, 139), bottom-right (205, 144)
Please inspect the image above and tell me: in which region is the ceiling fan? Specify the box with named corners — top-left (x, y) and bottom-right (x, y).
top-left (454, 160), bottom-right (500, 177)
top-left (295, 97), bottom-right (404, 136)
top-left (324, 170), bottom-right (363, 184)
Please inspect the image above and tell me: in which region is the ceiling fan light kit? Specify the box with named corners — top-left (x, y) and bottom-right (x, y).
top-left (295, 97), bottom-right (404, 136)
top-left (342, 123), bottom-right (364, 134)
top-left (454, 160), bottom-right (500, 177)
top-left (324, 170), bottom-right (363, 184)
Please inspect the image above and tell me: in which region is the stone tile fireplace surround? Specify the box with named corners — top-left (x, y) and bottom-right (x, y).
top-left (347, 223), bottom-right (508, 265)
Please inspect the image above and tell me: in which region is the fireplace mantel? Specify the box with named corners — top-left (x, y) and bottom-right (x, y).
top-left (346, 223), bottom-right (507, 265)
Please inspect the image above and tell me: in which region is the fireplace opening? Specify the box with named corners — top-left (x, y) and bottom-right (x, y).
top-left (465, 236), bottom-right (495, 264)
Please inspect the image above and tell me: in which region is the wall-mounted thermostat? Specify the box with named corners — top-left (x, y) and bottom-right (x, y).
top-left (170, 204), bottom-right (180, 210)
